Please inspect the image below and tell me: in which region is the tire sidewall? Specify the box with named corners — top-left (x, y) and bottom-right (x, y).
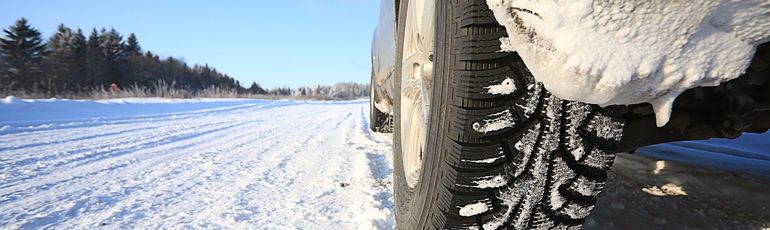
top-left (392, 0), bottom-right (418, 226)
top-left (393, 0), bottom-right (451, 228)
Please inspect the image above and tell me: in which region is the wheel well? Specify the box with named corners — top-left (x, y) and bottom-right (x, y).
top-left (616, 42), bottom-right (770, 151)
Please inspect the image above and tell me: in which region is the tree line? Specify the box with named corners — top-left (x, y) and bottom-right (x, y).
top-left (0, 18), bottom-right (369, 99)
top-left (0, 17), bottom-right (247, 95)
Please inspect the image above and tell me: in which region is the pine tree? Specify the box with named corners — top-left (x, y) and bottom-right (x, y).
top-left (0, 53), bottom-right (4, 82)
top-left (87, 28), bottom-right (99, 49)
top-left (46, 24), bottom-right (70, 91)
top-left (0, 18), bottom-right (47, 90)
top-left (99, 28), bottom-right (126, 85)
top-left (48, 24), bottom-right (72, 56)
top-left (249, 81), bottom-right (265, 94)
top-left (46, 24), bottom-right (86, 91)
top-left (124, 33), bottom-right (143, 86)
top-left (99, 28), bottom-right (124, 63)
top-left (126, 33), bottom-right (140, 54)
top-left (69, 29), bottom-right (87, 87)
top-left (0, 50), bottom-right (5, 89)
top-left (0, 20), bottom-right (244, 95)
top-left (84, 28), bottom-right (106, 88)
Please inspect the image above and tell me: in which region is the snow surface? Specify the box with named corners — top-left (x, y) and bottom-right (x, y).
top-left (487, 0), bottom-right (770, 126)
top-left (0, 97), bottom-right (395, 229)
top-left (2, 97), bottom-right (769, 228)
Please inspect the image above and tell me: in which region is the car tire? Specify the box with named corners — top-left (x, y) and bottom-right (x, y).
top-left (392, 0), bottom-right (626, 229)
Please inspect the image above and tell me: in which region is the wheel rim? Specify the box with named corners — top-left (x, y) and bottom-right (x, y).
top-left (401, 0), bottom-right (435, 189)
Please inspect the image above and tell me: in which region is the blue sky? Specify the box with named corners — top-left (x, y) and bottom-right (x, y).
top-left (0, 0), bottom-right (380, 89)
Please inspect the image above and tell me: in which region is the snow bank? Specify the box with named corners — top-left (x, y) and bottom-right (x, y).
top-left (487, 0), bottom-right (770, 126)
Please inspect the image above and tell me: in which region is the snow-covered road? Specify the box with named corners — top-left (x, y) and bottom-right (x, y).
top-left (0, 98), bottom-right (395, 229)
top-left (2, 97), bottom-right (769, 229)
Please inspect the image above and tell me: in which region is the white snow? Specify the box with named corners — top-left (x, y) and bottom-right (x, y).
top-left (485, 78), bottom-right (517, 95)
top-left (472, 110), bottom-right (516, 133)
top-left (459, 202), bottom-right (489, 217)
top-left (471, 175), bottom-right (507, 189)
top-left (463, 155), bottom-right (505, 164)
top-left (587, 114), bottom-right (624, 141)
top-left (641, 183), bottom-right (688, 196)
top-left (498, 37), bottom-right (515, 52)
top-left (484, 179), bottom-right (530, 230)
top-left (0, 97), bottom-right (395, 229)
top-left (2, 96), bottom-right (768, 228)
top-left (486, 0), bottom-right (770, 126)
top-left (570, 176), bottom-right (602, 197)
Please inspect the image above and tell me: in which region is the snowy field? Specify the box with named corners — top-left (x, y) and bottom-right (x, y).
top-left (1, 96), bottom-right (769, 229)
top-left (0, 97), bottom-right (395, 229)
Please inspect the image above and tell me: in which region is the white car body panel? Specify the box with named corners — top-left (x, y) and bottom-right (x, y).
top-left (371, 0), bottom-right (397, 114)
top-left (486, 0), bottom-right (770, 126)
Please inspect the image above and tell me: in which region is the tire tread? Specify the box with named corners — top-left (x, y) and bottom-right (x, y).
top-left (428, 0), bottom-right (625, 229)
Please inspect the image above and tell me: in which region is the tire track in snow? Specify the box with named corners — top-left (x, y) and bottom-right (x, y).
top-left (349, 106), bottom-right (395, 228)
top-left (0, 114), bottom-right (257, 192)
top-left (0, 101), bottom-right (286, 156)
top-left (0, 103), bottom-right (283, 178)
top-left (0, 99), bottom-right (396, 229)
top-left (0, 102), bottom-right (301, 220)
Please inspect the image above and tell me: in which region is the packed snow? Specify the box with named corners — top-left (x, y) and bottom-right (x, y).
top-left (487, 0), bottom-right (770, 126)
top-left (484, 78), bottom-right (517, 95)
top-left (0, 97), bottom-right (395, 229)
top-left (472, 110), bottom-right (516, 134)
top-left (458, 202), bottom-right (489, 217)
top-left (470, 175), bottom-right (507, 189)
top-left (1, 96), bottom-right (768, 229)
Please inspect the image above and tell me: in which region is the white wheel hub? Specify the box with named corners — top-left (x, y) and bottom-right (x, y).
top-left (401, 0), bottom-right (435, 189)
